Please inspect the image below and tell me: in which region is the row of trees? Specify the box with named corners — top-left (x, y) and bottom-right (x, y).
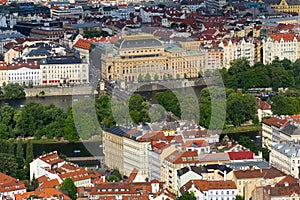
top-left (219, 58), bottom-right (298, 91)
top-left (271, 90), bottom-right (300, 115)
top-left (0, 83), bottom-right (26, 99)
top-left (155, 87), bottom-right (257, 128)
top-left (0, 140), bottom-right (33, 180)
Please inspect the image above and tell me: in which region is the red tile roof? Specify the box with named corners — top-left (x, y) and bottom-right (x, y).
top-left (180, 180), bottom-right (237, 194)
top-left (256, 98), bottom-right (271, 110)
top-left (233, 167), bottom-right (286, 179)
top-left (278, 175), bottom-right (299, 184)
top-left (8, 61), bottom-right (40, 70)
top-left (262, 117), bottom-right (289, 128)
top-left (38, 151), bottom-right (64, 166)
top-left (165, 150), bottom-right (199, 164)
top-left (228, 151), bottom-right (254, 160)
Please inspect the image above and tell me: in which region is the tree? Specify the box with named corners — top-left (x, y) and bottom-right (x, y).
top-left (236, 195), bottom-right (244, 200)
top-left (107, 175), bottom-right (119, 182)
top-left (129, 94), bottom-right (150, 124)
top-left (61, 178), bottom-right (77, 200)
top-left (154, 74), bottom-right (159, 81)
top-left (63, 107), bottom-right (79, 142)
top-left (138, 74), bottom-right (143, 82)
top-left (179, 191), bottom-right (196, 200)
top-left (0, 153), bottom-right (18, 177)
top-left (3, 83), bottom-right (26, 99)
top-left (144, 73), bottom-right (151, 81)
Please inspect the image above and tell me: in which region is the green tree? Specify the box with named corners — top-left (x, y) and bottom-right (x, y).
top-left (107, 175), bottom-right (119, 182)
top-left (144, 73), bottom-right (151, 81)
top-left (156, 90), bottom-right (181, 118)
top-left (63, 107), bottom-right (79, 142)
top-left (154, 74), bottom-right (159, 81)
top-left (236, 195), bottom-right (244, 200)
top-left (179, 191), bottom-right (196, 200)
top-left (61, 178), bottom-right (77, 200)
top-left (3, 83), bottom-right (26, 99)
top-left (128, 94), bottom-right (150, 124)
top-left (138, 74), bottom-right (143, 82)
top-left (0, 153), bottom-right (18, 177)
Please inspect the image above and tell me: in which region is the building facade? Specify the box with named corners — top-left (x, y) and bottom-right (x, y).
top-left (270, 141), bottom-right (300, 178)
top-left (40, 56), bottom-right (88, 85)
top-left (263, 33), bottom-right (298, 64)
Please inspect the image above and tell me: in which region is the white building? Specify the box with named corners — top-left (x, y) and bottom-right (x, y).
top-left (261, 117), bottom-right (289, 148)
top-left (40, 56), bottom-right (88, 85)
top-left (7, 61), bottom-right (41, 86)
top-left (123, 130), bottom-right (153, 179)
top-left (270, 141), bottom-right (300, 178)
top-left (179, 180), bottom-right (237, 200)
top-left (263, 33), bottom-right (298, 64)
top-left (148, 142), bottom-right (177, 181)
top-left (30, 151), bottom-right (65, 181)
top-left (177, 165), bottom-right (207, 191)
top-left (219, 38), bottom-right (256, 68)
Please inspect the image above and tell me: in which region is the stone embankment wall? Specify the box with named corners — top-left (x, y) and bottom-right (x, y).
top-left (24, 86), bottom-right (98, 97)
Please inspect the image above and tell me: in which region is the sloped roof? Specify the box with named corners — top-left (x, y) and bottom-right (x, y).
top-left (233, 167), bottom-right (286, 179)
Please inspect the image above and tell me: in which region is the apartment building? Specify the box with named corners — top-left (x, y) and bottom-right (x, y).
top-left (102, 126), bottom-right (129, 175)
top-left (40, 56), bottom-right (88, 85)
top-left (232, 167), bottom-right (286, 200)
top-left (270, 141), bottom-right (300, 178)
top-left (0, 61), bottom-right (7, 86)
top-left (7, 61), bottom-right (40, 86)
top-left (180, 180), bottom-right (237, 200)
top-left (261, 117), bottom-right (289, 148)
top-left (123, 130), bottom-right (151, 178)
top-left (219, 38), bottom-right (255, 68)
top-left (263, 33), bottom-right (298, 64)
top-left (148, 141), bottom-right (177, 181)
top-left (162, 150), bottom-right (200, 195)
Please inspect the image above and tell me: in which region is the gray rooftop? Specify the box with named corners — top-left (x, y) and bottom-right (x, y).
top-left (225, 161), bottom-right (271, 170)
top-left (280, 124), bottom-right (300, 136)
top-left (114, 38), bottom-right (163, 49)
top-left (272, 141), bottom-right (300, 158)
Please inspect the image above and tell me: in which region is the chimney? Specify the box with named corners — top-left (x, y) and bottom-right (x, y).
top-left (284, 182), bottom-right (289, 187)
top-left (260, 168), bottom-right (263, 173)
top-left (224, 170), bottom-right (227, 181)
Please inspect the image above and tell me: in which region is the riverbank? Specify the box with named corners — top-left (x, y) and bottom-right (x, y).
top-left (222, 124), bottom-right (261, 134)
top-left (24, 86), bottom-right (98, 97)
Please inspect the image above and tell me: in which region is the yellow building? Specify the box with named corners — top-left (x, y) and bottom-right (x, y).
top-left (271, 0), bottom-right (300, 13)
top-left (103, 126), bottom-right (128, 175)
top-left (232, 167), bottom-right (286, 200)
top-left (101, 34), bottom-right (204, 84)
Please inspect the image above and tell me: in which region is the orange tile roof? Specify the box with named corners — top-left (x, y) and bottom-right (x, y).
top-left (33, 188), bottom-right (71, 199)
top-left (0, 172), bottom-right (26, 193)
top-left (38, 179), bottom-right (60, 190)
top-left (269, 33), bottom-right (296, 42)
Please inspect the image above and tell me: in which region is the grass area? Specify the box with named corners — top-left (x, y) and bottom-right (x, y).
top-left (222, 124), bottom-right (261, 134)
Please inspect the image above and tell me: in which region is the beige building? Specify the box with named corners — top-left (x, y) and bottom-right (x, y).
top-left (40, 56), bottom-right (88, 85)
top-left (263, 33), bottom-right (298, 64)
top-left (219, 38), bottom-right (256, 68)
top-left (4, 48), bottom-right (21, 64)
top-left (101, 34), bottom-right (204, 84)
top-left (162, 150), bottom-right (200, 195)
top-left (232, 167), bottom-right (286, 200)
top-left (102, 126), bottom-right (128, 174)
